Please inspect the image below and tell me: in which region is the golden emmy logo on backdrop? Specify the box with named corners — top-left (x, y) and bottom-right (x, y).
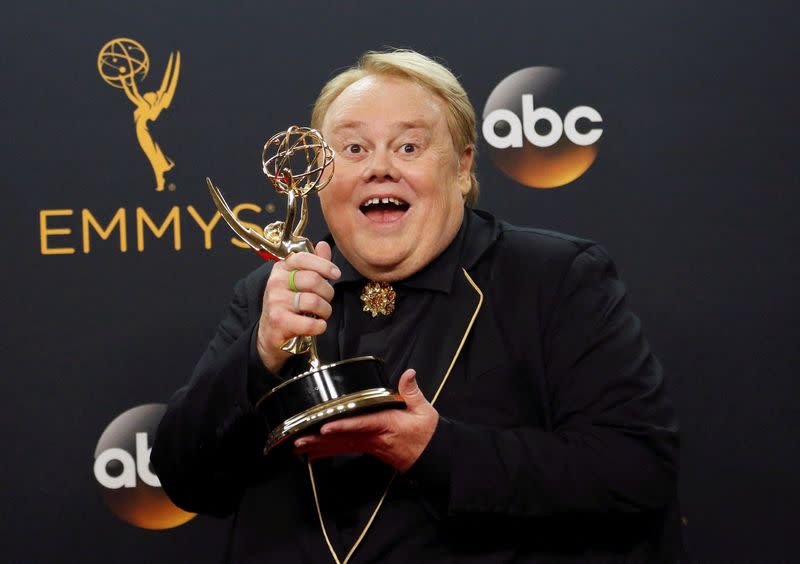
top-left (98, 38), bottom-right (180, 192)
top-left (38, 39), bottom-right (282, 256)
top-left (207, 126), bottom-right (405, 453)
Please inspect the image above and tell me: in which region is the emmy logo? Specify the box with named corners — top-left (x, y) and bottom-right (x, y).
top-left (98, 38), bottom-right (181, 192)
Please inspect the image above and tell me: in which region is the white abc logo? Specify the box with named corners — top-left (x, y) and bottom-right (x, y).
top-left (94, 404), bottom-right (195, 529)
top-left (482, 95), bottom-right (603, 149)
top-left (94, 431), bottom-right (160, 489)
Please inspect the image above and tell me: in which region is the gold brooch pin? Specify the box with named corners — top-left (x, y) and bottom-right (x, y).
top-left (360, 281), bottom-right (396, 317)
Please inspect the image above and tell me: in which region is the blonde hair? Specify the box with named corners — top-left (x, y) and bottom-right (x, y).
top-left (311, 49), bottom-right (479, 206)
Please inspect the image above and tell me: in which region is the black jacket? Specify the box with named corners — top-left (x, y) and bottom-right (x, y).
top-left (152, 209), bottom-right (682, 563)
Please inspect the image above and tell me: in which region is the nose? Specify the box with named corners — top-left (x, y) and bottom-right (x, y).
top-left (361, 147), bottom-right (399, 183)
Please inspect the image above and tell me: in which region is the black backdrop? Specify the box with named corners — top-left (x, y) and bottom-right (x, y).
top-left (3, 2), bottom-right (798, 562)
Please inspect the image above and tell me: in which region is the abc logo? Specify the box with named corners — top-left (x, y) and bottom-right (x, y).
top-left (93, 403), bottom-right (195, 530)
top-left (482, 67), bottom-right (602, 189)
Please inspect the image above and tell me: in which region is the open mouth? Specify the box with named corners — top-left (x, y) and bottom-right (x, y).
top-left (359, 196), bottom-right (410, 223)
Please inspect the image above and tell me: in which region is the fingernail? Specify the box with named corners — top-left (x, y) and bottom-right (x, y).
top-left (295, 439), bottom-right (306, 447)
top-left (331, 266), bottom-right (341, 278)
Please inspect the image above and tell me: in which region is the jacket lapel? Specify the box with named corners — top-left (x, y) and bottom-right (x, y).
top-left (405, 268), bottom-right (483, 403)
top-left (403, 208), bottom-right (498, 403)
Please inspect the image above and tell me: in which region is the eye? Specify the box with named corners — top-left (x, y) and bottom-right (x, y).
top-left (345, 144), bottom-right (363, 154)
top-left (401, 143), bottom-right (416, 154)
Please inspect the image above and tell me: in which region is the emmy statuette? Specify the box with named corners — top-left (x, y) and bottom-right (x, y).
top-left (207, 126), bottom-right (405, 454)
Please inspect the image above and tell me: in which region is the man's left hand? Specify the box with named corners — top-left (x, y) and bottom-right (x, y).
top-left (293, 369), bottom-right (438, 472)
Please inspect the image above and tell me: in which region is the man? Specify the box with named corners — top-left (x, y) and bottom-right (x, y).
top-left (152, 50), bottom-right (682, 563)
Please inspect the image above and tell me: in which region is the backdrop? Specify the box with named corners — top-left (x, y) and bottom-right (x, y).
top-left (3, 1), bottom-right (798, 562)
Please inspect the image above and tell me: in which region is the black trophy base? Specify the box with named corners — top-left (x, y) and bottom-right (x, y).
top-left (255, 356), bottom-right (405, 454)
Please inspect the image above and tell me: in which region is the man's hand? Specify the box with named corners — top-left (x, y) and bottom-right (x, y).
top-left (293, 369), bottom-right (439, 472)
top-left (256, 241), bottom-right (341, 374)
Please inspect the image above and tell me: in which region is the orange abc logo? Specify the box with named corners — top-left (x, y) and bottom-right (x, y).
top-left (482, 67), bottom-right (603, 189)
top-left (93, 403), bottom-right (195, 530)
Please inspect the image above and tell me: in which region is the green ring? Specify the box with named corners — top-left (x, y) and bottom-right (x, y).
top-left (288, 269), bottom-right (300, 292)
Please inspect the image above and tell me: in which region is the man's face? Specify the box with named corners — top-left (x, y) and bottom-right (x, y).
top-left (319, 75), bottom-right (472, 282)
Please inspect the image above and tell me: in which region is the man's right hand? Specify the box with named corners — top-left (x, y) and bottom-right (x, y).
top-left (256, 241), bottom-right (341, 373)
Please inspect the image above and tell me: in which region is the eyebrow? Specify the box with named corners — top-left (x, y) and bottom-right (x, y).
top-left (330, 120), bottom-right (366, 133)
top-left (329, 120), bottom-right (431, 134)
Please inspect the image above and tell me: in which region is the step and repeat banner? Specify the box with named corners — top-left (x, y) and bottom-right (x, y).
top-left (3, 2), bottom-right (797, 562)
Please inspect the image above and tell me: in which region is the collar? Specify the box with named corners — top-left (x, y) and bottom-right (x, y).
top-left (327, 207), bottom-right (500, 293)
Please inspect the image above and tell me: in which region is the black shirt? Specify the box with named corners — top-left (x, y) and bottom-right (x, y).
top-left (316, 211), bottom-right (468, 555)
top-left (331, 210), bottom-right (468, 386)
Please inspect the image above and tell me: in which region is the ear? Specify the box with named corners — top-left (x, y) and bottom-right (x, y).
top-left (457, 145), bottom-right (474, 197)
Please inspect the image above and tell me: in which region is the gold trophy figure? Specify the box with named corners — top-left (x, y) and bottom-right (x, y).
top-left (98, 38), bottom-right (180, 191)
top-left (207, 126), bottom-right (405, 453)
